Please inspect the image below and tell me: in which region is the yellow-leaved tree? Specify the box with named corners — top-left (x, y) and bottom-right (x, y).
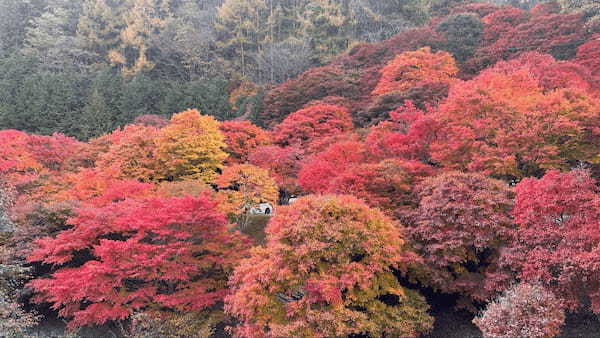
top-left (156, 109), bottom-right (228, 183)
top-left (110, 0), bottom-right (171, 75)
top-left (216, 164), bottom-right (278, 226)
top-left (78, 0), bottom-right (172, 75)
top-left (95, 124), bottom-right (160, 182)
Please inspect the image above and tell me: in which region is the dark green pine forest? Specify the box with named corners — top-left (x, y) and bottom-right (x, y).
top-left (0, 0), bottom-right (548, 139)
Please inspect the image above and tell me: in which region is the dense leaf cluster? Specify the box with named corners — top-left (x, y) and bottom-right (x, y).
top-left (1, 1), bottom-right (600, 338)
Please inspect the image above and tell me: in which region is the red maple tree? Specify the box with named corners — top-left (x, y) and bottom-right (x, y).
top-left (501, 169), bottom-right (600, 313)
top-left (28, 192), bottom-right (250, 328)
top-left (272, 104), bottom-right (354, 148)
top-left (219, 120), bottom-right (272, 164)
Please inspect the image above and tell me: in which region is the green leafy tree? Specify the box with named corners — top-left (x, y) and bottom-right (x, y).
top-left (0, 0), bottom-right (48, 55)
top-left (159, 78), bottom-right (232, 120)
top-left (118, 74), bottom-right (167, 123)
top-left (436, 12), bottom-right (484, 62)
top-left (0, 64), bottom-right (87, 137)
top-left (78, 68), bottom-right (125, 139)
top-left (23, 0), bottom-right (89, 71)
top-left (215, 0), bottom-right (271, 79)
top-left (299, 0), bottom-right (350, 63)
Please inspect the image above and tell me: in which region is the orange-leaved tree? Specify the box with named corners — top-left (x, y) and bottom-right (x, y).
top-left (431, 56), bottom-right (600, 180)
top-left (225, 195), bottom-right (433, 338)
top-left (219, 120), bottom-right (272, 164)
top-left (96, 124), bottom-right (160, 182)
top-left (215, 164), bottom-right (278, 226)
top-left (372, 47), bottom-right (458, 96)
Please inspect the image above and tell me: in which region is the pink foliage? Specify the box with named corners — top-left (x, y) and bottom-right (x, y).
top-left (474, 283), bottom-right (565, 338)
top-left (409, 172), bottom-right (515, 308)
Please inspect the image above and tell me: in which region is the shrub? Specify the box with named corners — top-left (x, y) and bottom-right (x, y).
top-left (0, 258), bottom-right (40, 338)
top-left (0, 182), bottom-right (15, 234)
top-left (0, 291), bottom-right (40, 338)
top-left (473, 283), bottom-right (565, 338)
top-left (125, 310), bottom-right (225, 338)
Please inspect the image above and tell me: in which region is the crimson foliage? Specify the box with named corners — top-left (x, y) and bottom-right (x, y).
top-left (249, 145), bottom-right (303, 195)
top-left (476, 8), bottom-right (587, 64)
top-left (261, 66), bottom-right (361, 126)
top-left (272, 104), bottom-right (354, 147)
top-left (502, 169), bottom-right (600, 313)
top-left (28, 193), bottom-right (250, 328)
top-left (576, 35), bottom-right (600, 80)
top-left (409, 172), bottom-right (514, 309)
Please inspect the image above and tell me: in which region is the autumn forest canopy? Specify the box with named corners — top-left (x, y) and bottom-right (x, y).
top-left (2, 0), bottom-right (600, 337)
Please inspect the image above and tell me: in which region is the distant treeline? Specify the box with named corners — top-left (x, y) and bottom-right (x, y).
top-left (0, 0), bottom-right (586, 139)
